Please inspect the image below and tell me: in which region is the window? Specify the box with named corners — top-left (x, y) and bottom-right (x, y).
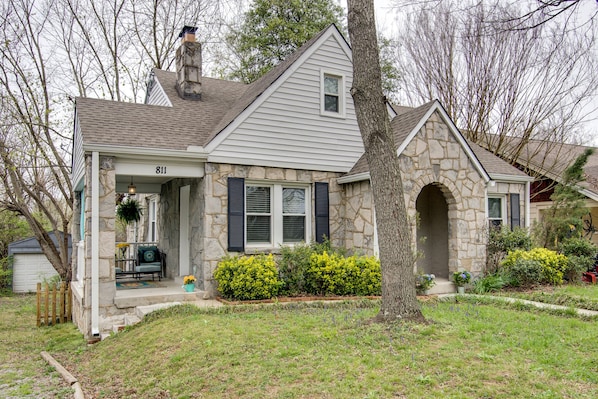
top-left (246, 186), bottom-right (272, 244)
top-left (148, 197), bottom-right (158, 242)
top-left (324, 75), bottom-right (340, 112)
top-left (321, 71), bottom-right (344, 117)
top-left (488, 196), bottom-right (504, 228)
top-left (245, 184), bottom-right (308, 247)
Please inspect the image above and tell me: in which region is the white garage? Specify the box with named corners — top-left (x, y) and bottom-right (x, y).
top-left (8, 233), bottom-right (71, 293)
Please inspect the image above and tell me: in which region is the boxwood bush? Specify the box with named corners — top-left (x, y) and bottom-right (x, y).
top-left (306, 252), bottom-right (381, 296)
top-left (214, 254), bottom-right (283, 300)
top-left (501, 248), bottom-right (568, 286)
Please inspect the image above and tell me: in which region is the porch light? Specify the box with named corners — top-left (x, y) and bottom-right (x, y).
top-left (128, 178), bottom-right (136, 195)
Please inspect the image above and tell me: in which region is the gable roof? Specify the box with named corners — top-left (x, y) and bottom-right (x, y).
top-left (205, 24), bottom-right (351, 152)
top-left (503, 139), bottom-right (598, 200)
top-left (340, 100), bottom-right (520, 183)
top-left (76, 24), bottom-right (349, 155)
top-left (75, 74), bottom-right (247, 152)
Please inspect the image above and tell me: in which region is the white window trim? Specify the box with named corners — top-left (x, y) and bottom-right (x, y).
top-left (320, 69), bottom-right (346, 118)
top-left (487, 195), bottom-right (507, 226)
top-left (147, 197), bottom-right (158, 242)
top-left (245, 181), bottom-right (312, 249)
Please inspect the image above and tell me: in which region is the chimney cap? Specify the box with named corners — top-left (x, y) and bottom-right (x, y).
top-left (178, 26), bottom-right (198, 38)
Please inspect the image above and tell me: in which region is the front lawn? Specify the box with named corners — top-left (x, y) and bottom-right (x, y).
top-left (62, 298), bottom-right (598, 398)
top-left (494, 283), bottom-right (598, 311)
top-left (3, 290), bottom-right (598, 398)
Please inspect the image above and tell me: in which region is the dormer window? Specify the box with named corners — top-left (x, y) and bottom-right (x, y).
top-left (321, 71), bottom-right (345, 118)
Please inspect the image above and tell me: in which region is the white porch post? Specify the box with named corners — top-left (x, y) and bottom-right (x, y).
top-left (91, 151), bottom-right (100, 336)
top-left (525, 181), bottom-right (531, 228)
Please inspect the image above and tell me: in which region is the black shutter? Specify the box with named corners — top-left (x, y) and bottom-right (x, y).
top-left (510, 193), bottom-right (520, 229)
top-left (228, 177), bottom-right (245, 252)
top-left (314, 182), bottom-right (330, 243)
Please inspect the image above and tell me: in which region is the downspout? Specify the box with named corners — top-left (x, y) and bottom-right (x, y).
top-left (91, 151), bottom-right (100, 337)
top-left (525, 181), bottom-right (531, 228)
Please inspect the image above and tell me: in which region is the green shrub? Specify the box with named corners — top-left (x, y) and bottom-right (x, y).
top-left (501, 248), bottom-right (568, 285)
top-left (471, 273), bottom-right (506, 294)
top-left (278, 239), bottom-right (348, 295)
top-left (305, 252), bottom-right (381, 296)
top-left (505, 258), bottom-right (544, 287)
top-left (487, 226), bottom-right (531, 273)
top-left (0, 256), bottom-right (13, 294)
top-left (559, 237), bottom-right (598, 258)
top-left (559, 237), bottom-right (598, 282)
top-left (213, 254), bottom-right (283, 300)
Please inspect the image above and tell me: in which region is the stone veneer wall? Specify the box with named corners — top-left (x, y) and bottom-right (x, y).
top-left (72, 155), bottom-right (118, 338)
top-left (201, 163), bottom-right (344, 296)
top-left (400, 111), bottom-right (488, 275)
top-left (342, 180), bottom-right (376, 255)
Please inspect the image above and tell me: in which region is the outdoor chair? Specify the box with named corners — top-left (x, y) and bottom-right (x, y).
top-left (135, 246), bottom-right (165, 280)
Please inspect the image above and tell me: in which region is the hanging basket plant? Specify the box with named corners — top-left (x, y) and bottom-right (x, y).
top-left (116, 198), bottom-right (143, 225)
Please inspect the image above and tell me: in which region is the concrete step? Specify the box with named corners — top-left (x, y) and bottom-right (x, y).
top-left (135, 302), bottom-right (182, 319)
top-left (428, 279), bottom-right (456, 295)
top-left (114, 290), bottom-right (206, 309)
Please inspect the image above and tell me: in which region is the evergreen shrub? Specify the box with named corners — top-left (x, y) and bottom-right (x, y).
top-left (502, 248), bottom-right (568, 286)
top-left (214, 254), bottom-right (283, 300)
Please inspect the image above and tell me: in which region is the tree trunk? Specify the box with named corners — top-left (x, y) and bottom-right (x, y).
top-left (347, 0), bottom-right (423, 321)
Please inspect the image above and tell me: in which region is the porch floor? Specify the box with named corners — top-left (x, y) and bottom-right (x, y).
top-left (114, 278), bottom-right (221, 309)
top-left (428, 277), bottom-right (456, 295)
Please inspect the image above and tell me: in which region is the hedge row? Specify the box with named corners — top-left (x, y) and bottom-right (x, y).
top-left (213, 244), bottom-right (381, 300)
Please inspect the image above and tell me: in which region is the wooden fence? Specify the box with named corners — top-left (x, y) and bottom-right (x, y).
top-left (36, 282), bottom-right (72, 327)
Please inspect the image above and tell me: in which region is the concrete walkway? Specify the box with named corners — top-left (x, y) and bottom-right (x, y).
top-left (438, 293), bottom-right (598, 317)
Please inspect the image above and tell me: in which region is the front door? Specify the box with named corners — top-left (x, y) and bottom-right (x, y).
top-left (416, 184), bottom-right (449, 279)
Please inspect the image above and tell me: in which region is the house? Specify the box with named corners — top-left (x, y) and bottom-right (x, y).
top-left (8, 233), bottom-right (71, 293)
top-left (70, 25), bottom-right (531, 338)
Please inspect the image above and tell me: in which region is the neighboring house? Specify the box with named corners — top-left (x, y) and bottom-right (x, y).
top-left (8, 233), bottom-right (71, 293)
top-left (70, 25), bottom-right (530, 338)
top-left (499, 140), bottom-right (598, 245)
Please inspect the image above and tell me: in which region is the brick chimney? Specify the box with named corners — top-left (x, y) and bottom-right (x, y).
top-left (176, 26), bottom-right (202, 100)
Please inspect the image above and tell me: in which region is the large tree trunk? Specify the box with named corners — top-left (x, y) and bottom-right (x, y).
top-left (347, 0), bottom-right (423, 321)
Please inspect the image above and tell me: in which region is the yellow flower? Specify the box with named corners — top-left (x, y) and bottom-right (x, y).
top-left (183, 275), bottom-right (196, 285)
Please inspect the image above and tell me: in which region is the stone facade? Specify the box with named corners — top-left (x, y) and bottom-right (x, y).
top-left (401, 111), bottom-right (488, 276)
top-left (340, 111), bottom-right (489, 277)
top-left (201, 163), bottom-right (344, 295)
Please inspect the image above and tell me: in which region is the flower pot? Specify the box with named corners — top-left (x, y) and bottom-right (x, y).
top-left (457, 286), bottom-right (465, 295)
top-left (183, 283), bottom-right (195, 293)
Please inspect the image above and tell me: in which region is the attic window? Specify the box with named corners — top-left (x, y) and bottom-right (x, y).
top-left (321, 72), bottom-right (345, 118)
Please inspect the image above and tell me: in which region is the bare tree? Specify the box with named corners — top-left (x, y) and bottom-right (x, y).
top-left (347, 0), bottom-right (423, 322)
top-left (0, 0), bottom-right (73, 279)
top-left (395, 1), bottom-right (598, 196)
top-left (0, 0), bottom-right (239, 280)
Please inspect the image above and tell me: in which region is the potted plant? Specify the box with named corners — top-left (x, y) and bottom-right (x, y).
top-left (183, 275), bottom-right (196, 292)
top-left (415, 273), bottom-right (436, 295)
top-left (116, 198), bottom-right (142, 225)
top-left (453, 270), bottom-right (471, 294)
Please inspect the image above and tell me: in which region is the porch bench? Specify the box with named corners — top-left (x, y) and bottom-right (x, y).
top-left (135, 246), bottom-right (165, 281)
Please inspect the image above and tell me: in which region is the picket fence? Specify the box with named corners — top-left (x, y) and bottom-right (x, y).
top-left (36, 282), bottom-right (72, 327)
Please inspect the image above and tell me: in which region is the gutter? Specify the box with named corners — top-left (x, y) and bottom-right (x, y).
top-left (82, 144), bottom-right (208, 160)
top-left (337, 172), bottom-right (370, 184)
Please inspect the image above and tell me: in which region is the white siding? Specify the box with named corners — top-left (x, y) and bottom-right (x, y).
top-left (12, 254), bottom-right (59, 293)
top-left (210, 34), bottom-right (364, 173)
top-left (146, 80), bottom-right (172, 107)
top-left (72, 114), bottom-right (85, 190)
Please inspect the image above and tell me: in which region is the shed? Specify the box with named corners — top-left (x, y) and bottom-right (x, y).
top-left (7, 233), bottom-right (71, 293)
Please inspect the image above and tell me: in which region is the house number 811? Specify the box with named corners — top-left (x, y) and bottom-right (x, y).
top-left (156, 166), bottom-right (167, 174)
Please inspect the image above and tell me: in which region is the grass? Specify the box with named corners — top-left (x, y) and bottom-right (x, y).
top-left (0, 294), bottom-right (86, 398)
top-left (493, 283), bottom-right (598, 311)
top-left (3, 287), bottom-right (598, 398)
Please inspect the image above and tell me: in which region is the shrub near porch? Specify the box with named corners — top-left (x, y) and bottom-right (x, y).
top-left (213, 246), bottom-right (381, 300)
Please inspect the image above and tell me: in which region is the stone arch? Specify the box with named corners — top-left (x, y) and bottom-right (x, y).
top-left (411, 176), bottom-right (459, 279)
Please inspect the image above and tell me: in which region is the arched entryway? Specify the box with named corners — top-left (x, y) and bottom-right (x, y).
top-left (416, 184), bottom-right (449, 279)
